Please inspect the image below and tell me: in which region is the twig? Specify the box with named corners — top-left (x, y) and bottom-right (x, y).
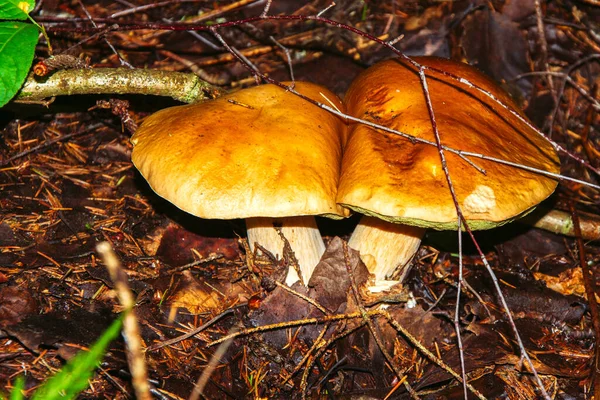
top-left (513, 70), bottom-right (600, 111)
top-left (341, 242), bottom-right (417, 397)
top-left (274, 281), bottom-right (327, 314)
top-left (159, 253), bottom-right (224, 276)
top-left (454, 218), bottom-right (468, 399)
top-left (416, 64), bottom-right (550, 399)
top-left (210, 28), bottom-right (261, 85)
top-left (146, 308), bottom-right (234, 351)
top-left (270, 36), bottom-right (295, 85)
top-left (300, 321), bottom-right (367, 399)
top-left (381, 310), bottom-right (486, 400)
top-left (415, 69), bottom-right (470, 399)
top-left (316, 2), bottom-right (336, 18)
top-left (111, 0), bottom-right (206, 18)
top-left (260, 0), bottom-right (272, 17)
top-left (281, 322), bottom-right (330, 386)
top-left (77, 0), bottom-right (133, 69)
top-left (201, 18), bottom-right (600, 192)
top-left (571, 205), bottom-right (600, 399)
top-left (534, 0), bottom-right (556, 102)
top-left (547, 55), bottom-right (600, 140)
top-left (207, 311), bottom-right (367, 346)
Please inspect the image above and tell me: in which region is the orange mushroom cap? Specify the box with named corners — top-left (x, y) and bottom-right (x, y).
top-left (338, 57), bottom-right (560, 230)
top-left (131, 82), bottom-right (348, 220)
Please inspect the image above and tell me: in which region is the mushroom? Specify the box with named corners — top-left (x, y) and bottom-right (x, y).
top-left (337, 57), bottom-right (561, 290)
top-left (131, 82), bottom-right (348, 286)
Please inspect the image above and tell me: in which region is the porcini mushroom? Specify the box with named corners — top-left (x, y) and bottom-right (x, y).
top-left (337, 57), bottom-right (560, 289)
top-left (131, 82), bottom-right (348, 286)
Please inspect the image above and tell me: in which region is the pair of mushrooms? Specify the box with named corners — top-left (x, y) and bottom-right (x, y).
top-left (131, 57), bottom-right (560, 290)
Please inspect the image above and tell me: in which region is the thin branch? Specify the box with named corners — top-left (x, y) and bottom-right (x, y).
top-left (146, 309), bottom-right (234, 351)
top-left (341, 242), bottom-right (417, 397)
top-left (454, 218), bottom-right (468, 398)
top-left (111, 0), bottom-right (206, 18)
top-left (544, 55), bottom-right (600, 145)
top-left (270, 36), bottom-right (295, 85)
top-left (274, 280), bottom-right (327, 314)
top-left (260, 0), bottom-right (272, 17)
top-left (534, 0), bottom-right (556, 102)
top-left (513, 70), bottom-right (600, 111)
top-left (281, 322), bottom-right (331, 386)
top-left (77, 0), bottom-right (133, 69)
top-left (207, 311), bottom-right (367, 346)
top-left (416, 69), bottom-right (468, 399)
top-left (192, 16), bottom-right (599, 191)
top-left (527, 209), bottom-right (600, 240)
top-left (416, 65), bottom-right (550, 399)
top-left (316, 2), bottom-right (336, 18)
top-left (111, 14), bottom-right (600, 179)
top-left (571, 205), bottom-right (600, 399)
top-left (211, 28), bottom-right (262, 85)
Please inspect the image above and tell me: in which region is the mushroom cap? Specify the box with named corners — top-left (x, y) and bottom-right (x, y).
top-left (131, 82), bottom-right (348, 219)
top-left (337, 57), bottom-right (560, 230)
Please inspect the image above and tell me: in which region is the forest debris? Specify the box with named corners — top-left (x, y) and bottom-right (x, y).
top-left (2, 307), bottom-right (116, 360)
top-left (0, 286), bottom-right (39, 327)
top-left (534, 268), bottom-right (590, 300)
top-left (166, 271), bottom-right (250, 316)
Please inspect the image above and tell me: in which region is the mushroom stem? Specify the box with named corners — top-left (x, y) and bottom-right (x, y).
top-left (246, 216), bottom-right (326, 287)
top-left (348, 216), bottom-right (425, 290)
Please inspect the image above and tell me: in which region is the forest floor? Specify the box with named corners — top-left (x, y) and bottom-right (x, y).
top-left (1, 0), bottom-right (600, 399)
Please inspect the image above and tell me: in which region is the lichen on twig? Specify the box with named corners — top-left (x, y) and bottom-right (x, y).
top-left (16, 68), bottom-right (222, 104)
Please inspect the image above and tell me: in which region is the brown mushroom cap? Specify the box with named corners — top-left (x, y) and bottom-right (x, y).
top-left (131, 82), bottom-right (348, 220)
top-left (338, 57), bottom-right (560, 230)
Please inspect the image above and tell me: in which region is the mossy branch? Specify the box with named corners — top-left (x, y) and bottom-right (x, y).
top-left (526, 209), bottom-right (600, 241)
top-left (16, 68), bottom-right (222, 104)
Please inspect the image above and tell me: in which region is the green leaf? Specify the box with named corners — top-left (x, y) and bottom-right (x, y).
top-left (31, 316), bottom-right (123, 400)
top-left (8, 377), bottom-right (24, 400)
top-left (0, 0), bottom-right (35, 21)
top-left (0, 21), bottom-right (38, 107)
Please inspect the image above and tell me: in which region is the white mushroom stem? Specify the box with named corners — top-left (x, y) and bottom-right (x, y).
top-left (348, 216), bottom-right (425, 291)
top-left (246, 216), bottom-right (326, 287)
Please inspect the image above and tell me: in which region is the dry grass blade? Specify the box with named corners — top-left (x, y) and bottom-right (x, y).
top-left (96, 241), bottom-right (151, 400)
